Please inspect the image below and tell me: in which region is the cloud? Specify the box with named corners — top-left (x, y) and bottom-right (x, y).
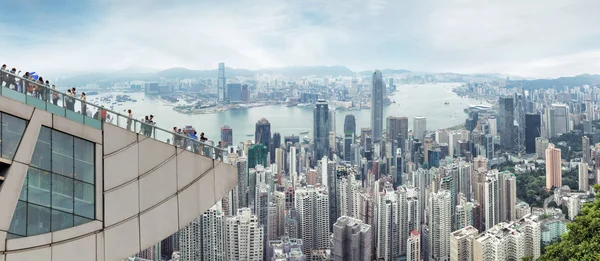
top-left (0, 0), bottom-right (598, 78)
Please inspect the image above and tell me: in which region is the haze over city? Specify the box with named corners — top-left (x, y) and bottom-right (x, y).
top-left (1, 0), bottom-right (600, 78)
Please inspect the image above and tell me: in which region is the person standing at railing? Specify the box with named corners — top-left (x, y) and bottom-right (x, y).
top-left (35, 77), bottom-right (44, 99)
top-left (189, 131), bottom-right (199, 153)
top-left (0, 64), bottom-right (6, 87)
top-left (172, 127), bottom-right (179, 147)
top-left (51, 85), bottom-right (60, 105)
top-left (44, 80), bottom-right (50, 101)
top-left (127, 110), bottom-right (133, 131)
top-left (21, 72), bottom-right (30, 93)
top-left (80, 92), bottom-right (87, 115)
top-left (66, 89), bottom-right (73, 110)
top-left (148, 115), bottom-right (155, 137)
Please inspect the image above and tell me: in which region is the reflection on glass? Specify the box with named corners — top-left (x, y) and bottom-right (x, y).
top-left (7, 128), bottom-right (96, 237)
top-left (27, 168), bottom-right (51, 207)
top-left (0, 113), bottom-right (27, 160)
top-left (52, 174), bottom-right (74, 213)
top-left (27, 204), bottom-right (51, 236)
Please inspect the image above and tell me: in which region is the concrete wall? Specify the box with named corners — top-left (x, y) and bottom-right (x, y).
top-left (0, 96), bottom-right (237, 261)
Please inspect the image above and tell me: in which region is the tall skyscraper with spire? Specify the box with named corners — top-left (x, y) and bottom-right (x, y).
top-left (218, 62), bottom-right (226, 103)
top-left (255, 118), bottom-right (271, 149)
top-left (314, 100), bottom-right (330, 163)
top-left (371, 70), bottom-right (384, 142)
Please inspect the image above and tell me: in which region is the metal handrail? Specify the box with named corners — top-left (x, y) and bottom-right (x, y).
top-left (0, 70), bottom-right (227, 161)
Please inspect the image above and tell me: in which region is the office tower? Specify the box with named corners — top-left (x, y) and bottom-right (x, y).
top-left (450, 226), bottom-right (478, 261)
top-left (371, 70), bottom-right (385, 141)
top-left (456, 161), bottom-right (472, 201)
top-left (545, 143), bottom-right (562, 189)
top-left (236, 158), bottom-right (249, 209)
top-left (255, 118), bottom-right (271, 154)
top-left (514, 92), bottom-right (526, 153)
top-left (248, 144), bottom-right (268, 169)
top-left (501, 174), bottom-right (517, 222)
top-left (484, 173), bottom-right (500, 230)
top-left (377, 183), bottom-right (400, 260)
top-left (498, 96), bottom-right (515, 150)
top-left (387, 116), bottom-right (409, 141)
top-left (272, 132), bottom-right (281, 163)
top-left (255, 183), bottom-right (270, 230)
top-left (344, 114), bottom-right (357, 137)
top-left (406, 230), bottom-right (421, 261)
top-left (295, 185), bottom-right (330, 258)
top-left (221, 125), bottom-right (233, 146)
top-left (329, 108), bottom-right (337, 136)
top-left (268, 191), bottom-right (286, 240)
top-left (544, 107), bottom-right (556, 138)
top-left (338, 173), bottom-right (361, 218)
top-left (332, 216), bottom-right (372, 261)
top-left (552, 103), bottom-right (570, 135)
top-left (525, 114), bottom-right (541, 153)
top-left (427, 190), bottom-right (452, 261)
top-left (227, 83), bottom-right (242, 102)
top-left (487, 116), bottom-right (498, 136)
top-left (456, 195), bottom-right (475, 230)
top-left (583, 136), bottom-right (591, 164)
top-left (266, 237), bottom-right (305, 261)
top-left (275, 148), bottom-right (285, 174)
top-left (225, 208), bottom-right (264, 261)
top-left (314, 100), bottom-right (330, 162)
top-left (472, 217), bottom-right (541, 260)
top-left (535, 137), bottom-right (549, 159)
top-left (218, 62), bottom-right (226, 103)
top-left (201, 205), bottom-right (225, 261)
top-left (344, 132), bottom-right (354, 162)
top-left (241, 84), bottom-right (250, 102)
top-left (413, 116), bottom-right (427, 142)
top-left (179, 217), bottom-right (202, 261)
top-left (289, 146), bottom-right (298, 185)
top-left (579, 162), bottom-right (589, 192)
top-left (316, 157), bottom-right (338, 231)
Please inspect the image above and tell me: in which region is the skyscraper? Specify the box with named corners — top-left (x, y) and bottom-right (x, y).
top-left (201, 204), bottom-right (225, 261)
top-left (579, 162), bottom-right (589, 192)
top-left (501, 173), bottom-right (517, 222)
top-left (344, 114), bottom-right (356, 137)
top-left (377, 183), bottom-right (400, 260)
top-left (218, 62), bottom-right (226, 103)
top-left (225, 208), bottom-right (264, 261)
top-left (499, 96), bottom-right (515, 151)
top-left (450, 226), bottom-right (478, 261)
top-left (427, 190), bottom-right (451, 261)
top-left (484, 173), bottom-right (500, 230)
top-left (271, 132), bottom-right (281, 163)
top-left (255, 118), bottom-right (271, 150)
top-left (221, 125), bottom-right (233, 147)
top-left (387, 116), bottom-right (409, 143)
top-left (552, 103), bottom-right (570, 135)
top-left (582, 136), bottom-right (591, 165)
top-left (295, 185), bottom-right (330, 259)
top-left (248, 144), bottom-right (268, 169)
top-left (314, 100), bottom-right (330, 163)
top-left (545, 143), bottom-right (562, 189)
top-left (179, 217), bottom-right (202, 261)
top-left (406, 230), bottom-right (421, 261)
top-left (413, 116), bottom-right (427, 142)
top-left (332, 216), bottom-right (373, 261)
top-left (525, 114), bottom-right (541, 153)
top-left (371, 70), bottom-right (384, 141)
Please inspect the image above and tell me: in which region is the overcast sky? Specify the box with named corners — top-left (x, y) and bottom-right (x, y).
top-left (1, 0), bottom-right (599, 78)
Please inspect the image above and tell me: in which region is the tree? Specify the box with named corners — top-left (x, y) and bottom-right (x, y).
top-left (540, 184), bottom-right (600, 261)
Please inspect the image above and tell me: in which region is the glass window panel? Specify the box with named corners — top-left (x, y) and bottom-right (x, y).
top-left (8, 200), bottom-right (27, 237)
top-left (74, 215), bottom-right (93, 226)
top-left (74, 138), bottom-right (94, 184)
top-left (51, 210), bottom-right (73, 232)
top-left (27, 203), bottom-right (51, 236)
top-left (31, 127), bottom-right (52, 171)
top-left (27, 168), bottom-right (51, 207)
top-left (52, 130), bottom-right (73, 177)
top-left (74, 181), bottom-right (94, 219)
top-left (19, 173), bottom-right (27, 201)
top-left (7, 233), bottom-right (24, 239)
top-left (52, 174), bottom-right (74, 213)
top-left (1, 113), bottom-right (27, 159)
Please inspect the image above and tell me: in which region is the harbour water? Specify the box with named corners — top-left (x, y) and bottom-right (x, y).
top-left (96, 83), bottom-right (487, 143)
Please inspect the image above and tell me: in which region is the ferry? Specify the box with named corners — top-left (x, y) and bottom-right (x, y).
top-left (445, 101), bottom-right (450, 105)
top-left (299, 131), bottom-right (309, 135)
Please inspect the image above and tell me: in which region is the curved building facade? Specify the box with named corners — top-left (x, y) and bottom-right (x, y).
top-left (0, 92), bottom-right (237, 261)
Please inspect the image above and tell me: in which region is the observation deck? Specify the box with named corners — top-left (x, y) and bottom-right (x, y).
top-left (0, 73), bottom-right (237, 261)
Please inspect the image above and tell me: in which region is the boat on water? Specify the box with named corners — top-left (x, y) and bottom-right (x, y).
top-left (299, 131), bottom-right (309, 135)
top-left (246, 134), bottom-right (253, 137)
top-left (445, 101), bottom-right (450, 105)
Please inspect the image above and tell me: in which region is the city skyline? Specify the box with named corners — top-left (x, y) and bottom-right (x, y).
top-left (1, 1), bottom-right (600, 78)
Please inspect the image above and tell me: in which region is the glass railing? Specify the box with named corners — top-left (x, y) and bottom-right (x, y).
top-left (0, 71), bottom-right (227, 162)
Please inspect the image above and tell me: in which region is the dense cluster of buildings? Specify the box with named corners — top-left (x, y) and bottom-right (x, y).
top-left (130, 69), bottom-right (600, 261)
